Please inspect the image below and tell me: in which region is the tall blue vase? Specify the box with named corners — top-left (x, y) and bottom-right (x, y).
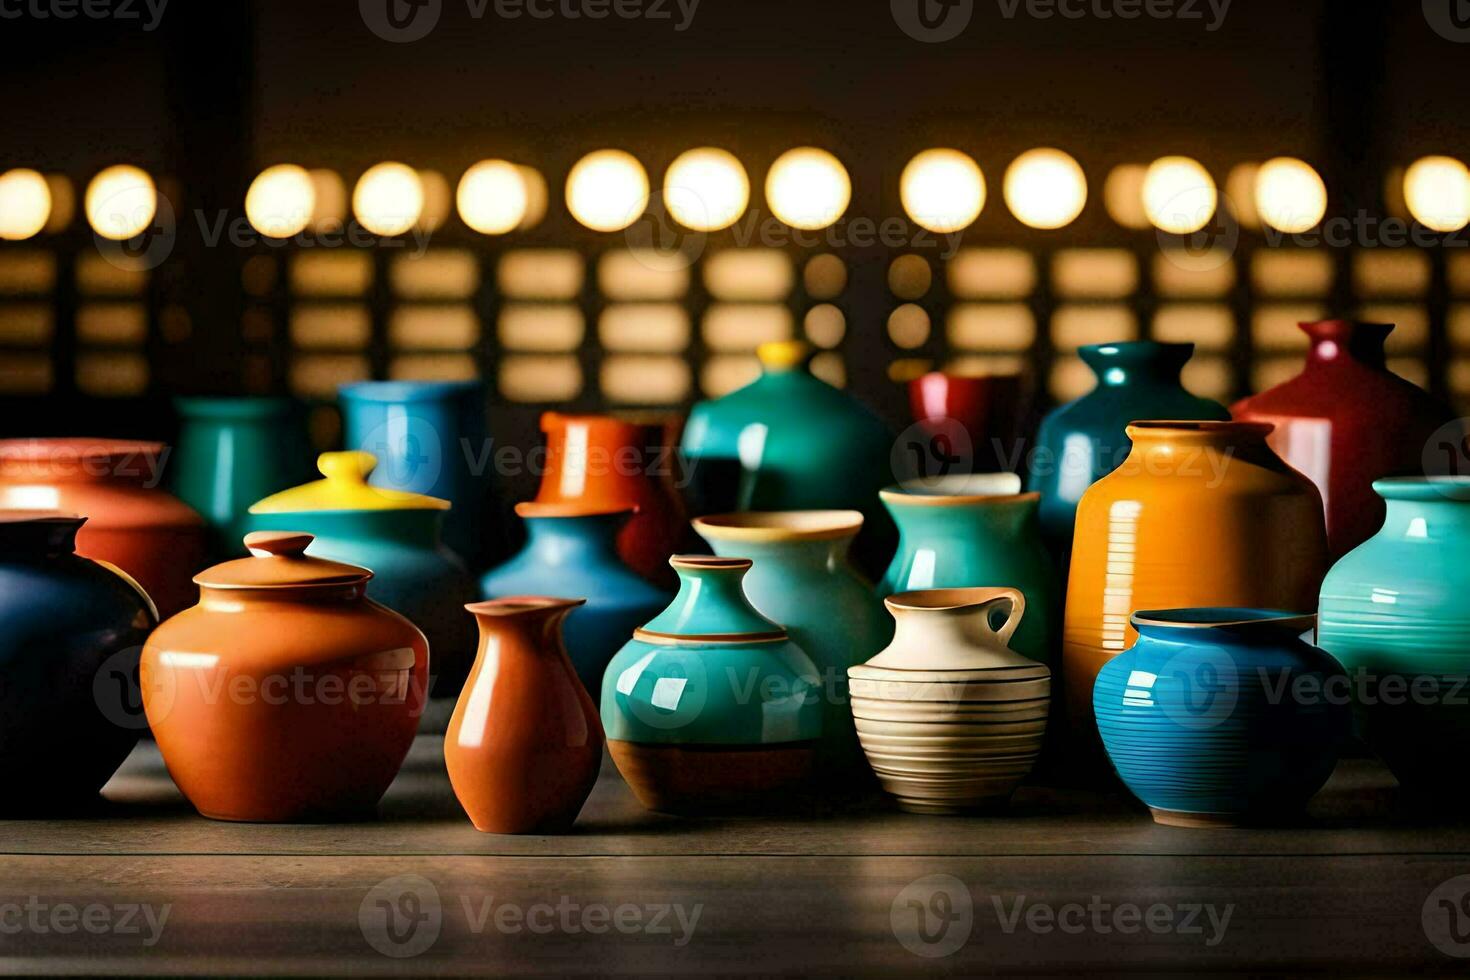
top-left (480, 506), bottom-right (670, 696)
top-left (339, 380), bottom-right (494, 566)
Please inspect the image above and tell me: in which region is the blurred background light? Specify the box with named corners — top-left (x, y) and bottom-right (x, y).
top-left (1404, 155), bottom-right (1470, 232)
top-left (352, 162), bottom-right (424, 237)
top-left (765, 147), bottom-right (850, 231)
top-left (1224, 162), bottom-right (1261, 229)
top-left (663, 147), bottom-right (749, 231)
top-left (566, 149), bottom-right (649, 232)
top-left (416, 169), bottom-right (451, 233)
top-left (1142, 155), bottom-right (1216, 234)
top-left (307, 169), bottom-right (347, 232)
top-left (244, 164), bottom-right (315, 238)
top-left (1254, 156), bottom-right (1326, 233)
top-left (85, 164), bottom-right (157, 240)
top-left (457, 159), bottom-right (528, 235)
top-left (900, 148), bottom-right (985, 234)
top-left (516, 165), bottom-right (548, 230)
top-left (1003, 148), bottom-right (1086, 229)
top-left (1103, 164), bottom-right (1149, 229)
top-left (0, 168), bottom-right (53, 241)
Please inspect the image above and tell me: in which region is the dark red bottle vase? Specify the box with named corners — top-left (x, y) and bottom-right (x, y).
top-left (1231, 319), bottom-right (1458, 559)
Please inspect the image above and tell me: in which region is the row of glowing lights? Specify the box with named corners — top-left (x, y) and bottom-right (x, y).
top-left (1, 149), bottom-right (1469, 243)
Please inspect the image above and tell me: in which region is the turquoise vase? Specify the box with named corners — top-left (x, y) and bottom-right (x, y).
top-left (0, 512), bottom-right (158, 814)
top-left (1317, 477), bottom-right (1470, 797)
top-left (171, 396), bottom-right (313, 558)
top-left (877, 473), bottom-right (1057, 666)
top-left (692, 510), bottom-right (893, 779)
top-left (680, 340), bottom-right (896, 570)
top-left (1094, 608), bottom-right (1348, 827)
top-left (601, 556), bottom-right (823, 812)
top-left (339, 380), bottom-right (494, 566)
top-left (1028, 341), bottom-right (1229, 552)
top-left (480, 506), bottom-right (669, 696)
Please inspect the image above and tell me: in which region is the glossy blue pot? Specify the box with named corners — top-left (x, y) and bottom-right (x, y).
top-left (339, 380), bottom-right (495, 566)
top-left (1094, 608), bottom-right (1348, 827)
top-left (0, 512), bottom-right (158, 813)
top-left (480, 506), bottom-right (670, 695)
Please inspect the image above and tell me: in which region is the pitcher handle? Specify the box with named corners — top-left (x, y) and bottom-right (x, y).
top-left (982, 587), bottom-right (1026, 646)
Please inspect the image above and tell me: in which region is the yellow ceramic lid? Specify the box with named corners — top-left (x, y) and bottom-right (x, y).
top-left (249, 451), bottom-right (449, 513)
top-left (194, 531), bottom-right (372, 590)
top-left (756, 340), bottom-right (814, 371)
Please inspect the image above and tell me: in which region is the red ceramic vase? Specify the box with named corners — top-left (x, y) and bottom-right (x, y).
top-left (1231, 320), bottom-right (1457, 559)
top-left (907, 371), bottom-right (1027, 473)
top-left (532, 412), bottom-right (689, 586)
top-left (445, 597), bottom-right (604, 834)
top-left (0, 438), bottom-right (207, 617)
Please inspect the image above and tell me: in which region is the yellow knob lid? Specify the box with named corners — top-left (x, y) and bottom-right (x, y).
top-left (248, 451), bottom-right (450, 514)
top-left (756, 340), bottom-right (813, 372)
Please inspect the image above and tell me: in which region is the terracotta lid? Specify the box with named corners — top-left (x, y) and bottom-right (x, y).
top-left (194, 531), bottom-right (372, 590)
top-left (249, 451), bottom-right (449, 514)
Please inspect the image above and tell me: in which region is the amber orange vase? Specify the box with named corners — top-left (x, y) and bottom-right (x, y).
top-left (532, 412), bottom-right (688, 586)
top-left (141, 531), bottom-right (429, 822)
top-left (445, 597), bottom-right (604, 834)
top-left (0, 438), bottom-right (206, 617)
top-left (1062, 421), bottom-right (1329, 743)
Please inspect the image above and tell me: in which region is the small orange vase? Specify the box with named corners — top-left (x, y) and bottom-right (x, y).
top-left (0, 438), bottom-right (206, 617)
top-left (1062, 421), bottom-right (1328, 741)
top-left (140, 531), bottom-right (430, 822)
top-left (445, 597), bottom-right (604, 833)
top-left (533, 412), bottom-right (688, 585)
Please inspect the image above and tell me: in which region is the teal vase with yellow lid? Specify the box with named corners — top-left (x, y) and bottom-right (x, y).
top-left (601, 555), bottom-right (823, 813)
top-left (247, 450), bottom-right (477, 703)
top-left (680, 340), bottom-right (897, 570)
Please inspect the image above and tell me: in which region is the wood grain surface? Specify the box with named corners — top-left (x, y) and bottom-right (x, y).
top-left (1, 738), bottom-right (1467, 975)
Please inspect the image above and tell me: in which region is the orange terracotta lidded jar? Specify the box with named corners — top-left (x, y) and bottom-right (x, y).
top-left (0, 438), bottom-right (206, 618)
top-left (1062, 420), bottom-right (1329, 743)
top-left (140, 531), bottom-right (430, 823)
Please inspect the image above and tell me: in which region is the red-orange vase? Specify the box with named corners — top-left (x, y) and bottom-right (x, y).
top-left (445, 597), bottom-right (604, 834)
top-left (533, 412), bottom-right (688, 586)
top-left (0, 438), bottom-right (207, 617)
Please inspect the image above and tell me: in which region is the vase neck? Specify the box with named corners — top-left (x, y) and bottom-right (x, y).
top-left (523, 512), bottom-right (626, 560)
top-left (1078, 341), bottom-right (1193, 388)
top-left (467, 597), bottom-right (582, 657)
top-left (1379, 494), bottom-right (1470, 541)
top-left (877, 587), bottom-right (1029, 670)
top-left (0, 512), bottom-right (82, 557)
top-left (640, 557), bottom-right (783, 638)
top-left (1300, 319), bottom-right (1390, 369)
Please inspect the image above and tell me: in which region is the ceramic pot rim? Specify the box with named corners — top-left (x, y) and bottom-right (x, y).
top-left (909, 368), bottom-right (1023, 383)
top-left (1130, 607), bottom-right (1316, 631)
top-left (173, 396), bottom-right (295, 419)
top-left (0, 509), bottom-right (82, 525)
top-left (692, 510), bottom-right (863, 543)
top-left (884, 586), bottom-right (1023, 613)
top-left (516, 501), bottom-right (638, 519)
top-left (466, 595), bottom-right (586, 617)
top-left (632, 626), bottom-right (788, 645)
top-left (1373, 475), bottom-right (1470, 502)
top-left (1125, 420), bottom-right (1274, 439)
top-left (669, 554), bottom-right (752, 571)
top-left (880, 473), bottom-right (1032, 506)
top-left (337, 380), bottom-right (482, 403)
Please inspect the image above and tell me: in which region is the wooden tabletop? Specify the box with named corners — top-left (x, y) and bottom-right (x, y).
top-left (2, 738), bottom-right (1468, 976)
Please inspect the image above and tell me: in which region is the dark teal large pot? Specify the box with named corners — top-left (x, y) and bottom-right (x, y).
top-left (339, 380), bottom-right (495, 566)
top-left (876, 473), bottom-right (1057, 667)
top-left (172, 396), bottom-right (313, 559)
top-left (1028, 341), bottom-right (1229, 552)
top-left (680, 340), bottom-right (896, 571)
top-left (1317, 477), bottom-right (1470, 798)
top-left (1094, 608), bottom-right (1348, 827)
top-left (0, 511), bottom-right (158, 814)
top-left (480, 505), bottom-right (670, 696)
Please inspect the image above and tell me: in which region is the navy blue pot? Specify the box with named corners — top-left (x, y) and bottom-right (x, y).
top-left (481, 507), bottom-right (669, 696)
top-left (1094, 608), bottom-right (1349, 827)
top-left (0, 512), bottom-right (158, 813)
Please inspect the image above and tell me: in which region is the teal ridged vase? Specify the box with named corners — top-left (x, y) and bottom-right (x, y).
top-left (692, 510), bottom-right (893, 781)
top-left (1027, 341), bottom-right (1229, 553)
top-left (1317, 476), bottom-right (1470, 798)
top-left (602, 556), bottom-right (823, 813)
top-left (877, 473), bottom-right (1057, 667)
